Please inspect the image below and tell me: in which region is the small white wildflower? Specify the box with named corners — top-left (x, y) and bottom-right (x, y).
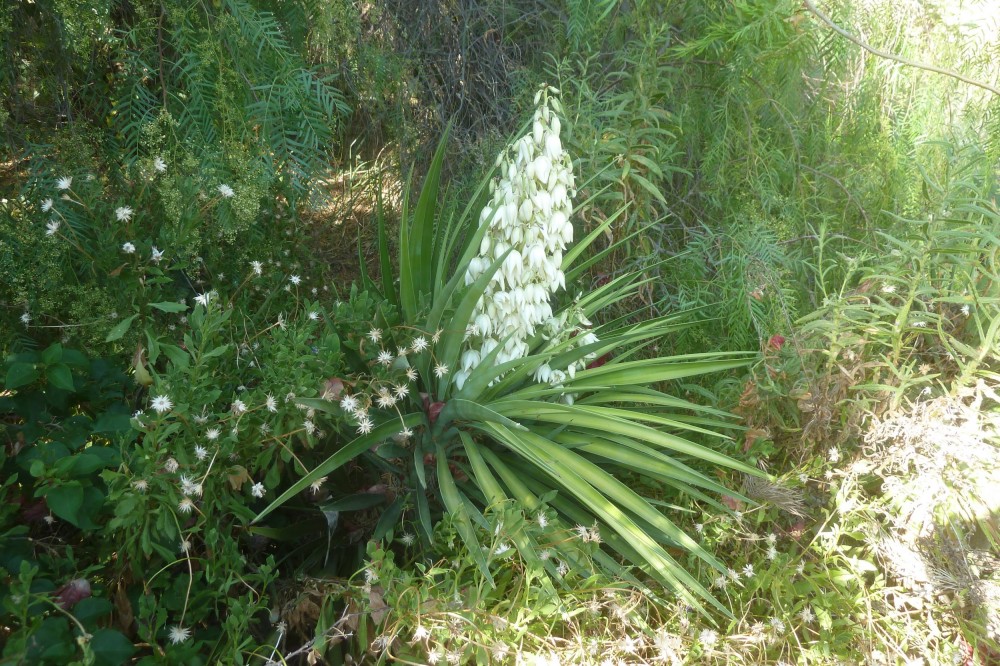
top-left (376, 350), bottom-right (393, 366)
top-left (115, 206), bottom-right (134, 222)
top-left (153, 157), bottom-right (167, 173)
top-left (308, 311), bottom-right (319, 321)
top-left (766, 544), bottom-right (778, 560)
top-left (151, 395), bottom-right (173, 414)
top-left (699, 629), bottom-right (719, 648)
top-left (881, 283), bottom-right (896, 294)
top-left (796, 561), bottom-right (806, 575)
top-left (961, 304), bottom-right (970, 316)
top-left (265, 394), bottom-right (278, 413)
top-left (178, 498), bottom-right (195, 514)
top-left (289, 274), bottom-right (301, 285)
top-left (712, 575), bottom-right (728, 589)
top-left (742, 563), bottom-right (754, 578)
top-left (494, 542), bottom-right (512, 556)
top-left (168, 625), bottom-right (191, 644)
top-left (41, 198), bottom-right (53, 212)
top-left (340, 394), bottom-right (359, 413)
top-left (393, 384), bottom-right (409, 399)
top-left (694, 522), bottom-right (704, 534)
top-left (205, 427), bottom-right (220, 441)
top-left (250, 260), bottom-right (263, 276)
top-left (20, 313), bottom-right (31, 325)
top-left (828, 447), bottom-right (840, 463)
top-left (193, 445), bottom-right (208, 461)
top-left (122, 241), bottom-right (136, 254)
top-left (45, 220), bottom-right (60, 236)
top-left (405, 367), bottom-right (418, 381)
top-left (400, 532), bottom-right (415, 546)
top-left (164, 458), bottom-right (179, 473)
top-left (410, 336), bottom-right (429, 352)
top-left (303, 419), bottom-right (316, 435)
top-left (799, 605), bottom-right (814, 623)
top-left (727, 568), bottom-right (741, 581)
top-left (179, 539), bottom-right (191, 553)
top-left (376, 391), bottom-right (396, 409)
top-left (770, 617), bottom-right (786, 633)
top-left (310, 476), bottom-right (327, 494)
top-left (912, 320), bottom-right (927, 328)
top-left (251, 482), bottom-right (266, 498)
top-left (368, 328), bottom-right (382, 343)
top-left (132, 479), bottom-right (148, 492)
top-left (194, 292), bottom-right (212, 307)
top-left (434, 363), bottom-right (449, 378)
top-left (217, 184), bottom-right (234, 198)
top-left (151, 247), bottom-right (165, 263)
top-left (231, 400), bottom-right (247, 415)
top-left (536, 512), bottom-right (548, 528)
top-left (357, 416), bottom-right (373, 435)
top-left (56, 176), bottom-right (73, 190)
top-left (427, 649), bottom-right (443, 664)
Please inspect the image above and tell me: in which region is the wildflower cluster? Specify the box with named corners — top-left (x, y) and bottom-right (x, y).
top-left (455, 87), bottom-right (578, 390)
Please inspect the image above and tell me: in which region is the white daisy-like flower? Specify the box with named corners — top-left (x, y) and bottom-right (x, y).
top-left (193, 445), bottom-right (208, 461)
top-left (799, 605), bottom-right (814, 623)
top-left (536, 512), bottom-right (548, 528)
top-left (231, 400), bottom-right (247, 415)
top-left (434, 363), bottom-right (449, 378)
top-left (961, 304), bottom-right (971, 316)
top-left (400, 532), bottom-right (415, 546)
top-left (178, 498), bottom-right (195, 514)
top-left (410, 336), bottom-right (429, 352)
top-left (151, 395), bottom-right (173, 414)
top-left (368, 328), bottom-right (382, 343)
top-left (376, 390), bottom-right (396, 409)
top-left (712, 575), bottom-right (728, 589)
top-left (179, 539), bottom-right (191, 553)
top-left (217, 184), bottom-right (234, 198)
top-left (357, 416), bottom-right (374, 435)
top-left (41, 198), bottom-right (53, 212)
top-left (393, 384), bottom-right (409, 399)
top-left (122, 242), bottom-right (136, 254)
top-left (56, 176), bottom-right (73, 190)
top-left (194, 292), bottom-right (212, 307)
top-left (206, 427), bottom-right (220, 441)
top-left (376, 350), bottom-right (393, 366)
top-left (251, 482), bottom-right (266, 498)
top-left (310, 476), bottom-right (327, 494)
top-left (694, 522), bottom-right (704, 534)
top-left (881, 283), bottom-right (896, 294)
top-left (340, 394), bottom-right (359, 413)
top-left (151, 247), bottom-right (165, 263)
top-left (303, 419), bottom-right (316, 435)
top-left (168, 624), bottom-right (191, 644)
top-left (494, 542), bottom-right (512, 556)
top-left (770, 617), bottom-right (786, 633)
top-left (250, 260), bottom-right (263, 275)
top-left (164, 458), bottom-right (179, 473)
top-left (411, 625), bottom-right (430, 642)
top-left (308, 311), bottom-right (319, 321)
top-left (399, 427), bottom-right (414, 440)
top-left (132, 479), bottom-right (149, 492)
top-left (405, 367), bottom-right (418, 381)
top-left (289, 275), bottom-right (301, 285)
top-left (20, 312), bottom-right (31, 325)
top-left (45, 220), bottom-right (60, 236)
top-left (742, 563), bottom-right (754, 578)
top-left (153, 157), bottom-right (167, 173)
top-left (766, 544), bottom-right (778, 560)
top-left (179, 475), bottom-right (202, 497)
top-left (699, 629), bottom-right (719, 648)
top-left (116, 206), bottom-right (134, 222)
top-left (265, 394), bottom-right (278, 412)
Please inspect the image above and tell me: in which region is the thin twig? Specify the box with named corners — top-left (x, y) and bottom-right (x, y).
top-left (802, 0), bottom-right (1000, 97)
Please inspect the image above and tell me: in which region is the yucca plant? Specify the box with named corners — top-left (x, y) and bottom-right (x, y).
top-left (254, 89), bottom-right (759, 614)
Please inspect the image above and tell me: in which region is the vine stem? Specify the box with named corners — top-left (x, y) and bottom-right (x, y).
top-left (802, 0), bottom-right (1000, 97)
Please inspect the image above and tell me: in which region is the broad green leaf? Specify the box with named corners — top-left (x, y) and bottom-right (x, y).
top-left (436, 443), bottom-right (494, 586)
top-left (105, 314), bottom-right (138, 342)
top-left (47, 364), bottom-right (74, 392)
top-left (5, 362), bottom-right (39, 389)
top-left (149, 301), bottom-right (188, 313)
